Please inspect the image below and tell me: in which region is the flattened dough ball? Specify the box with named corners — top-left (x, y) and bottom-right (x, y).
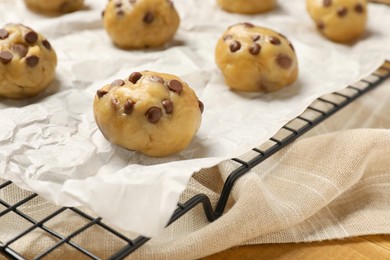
top-left (103, 0), bottom-right (180, 49)
top-left (217, 0), bottom-right (275, 14)
top-left (215, 23), bottom-right (298, 92)
top-left (24, 0), bottom-right (84, 14)
top-left (93, 71), bottom-right (204, 157)
top-left (0, 24), bottom-right (57, 99)
top-left (306, 0), bottom-right (367, 43)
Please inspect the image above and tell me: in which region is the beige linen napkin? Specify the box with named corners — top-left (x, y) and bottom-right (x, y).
top-left (1, 78), bottom-right (390, 259)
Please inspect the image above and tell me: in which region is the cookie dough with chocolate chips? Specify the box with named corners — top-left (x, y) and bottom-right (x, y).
top-left (217, 0), bottom-right (275, 14)
top-left (0, 24), bottom-right (57, 99)
top-left (306, 0), bottom-right (367, 43)
top-left (93, 71), bottom-right (204, 157)
top-left (215, 23), bottom-right (298, 92)
top-left (103, 0), bottom-right (180, 49)
top-left (24, 0), bottom-right (84, 14)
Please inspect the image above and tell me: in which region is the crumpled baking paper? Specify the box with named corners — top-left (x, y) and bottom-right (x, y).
top-left (0, 0), bottom-right (389, 237)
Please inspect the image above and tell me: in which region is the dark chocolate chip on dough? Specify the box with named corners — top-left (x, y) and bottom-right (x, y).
top-left (230, 41), bottom-right (241, 52)
top-left (0, 29), bottom-right (9, 40)
top-left (168, 79), bottom-right (183, 94)
top-left (198, 100), bottom-right (204, 113)
top-left (0, 51), bottom-right (13, 64)
top-left (129, 72), bottom-right (142, 84)
top-left (143, 12), bottom-right (154, 24)
top-left (42, 39), bottom-right (52, 50)
top-left (97, 89), bottom-right (109, 98)
top-left (146, 107), bottom-right (162, 123)
top-left (111, 79), bottom-right (125, 87)
top-left (242, 22), bottom-right (254, 28)
top-left (26, 55), bottom-right (39, 68)
top-left (337, 7), bottom-right (348, 17)
top-left (124, 100), bottom-right (135, 114)
top-left (24, 31), bottom-right (38, 44)
top-left (151, 75), bottom-right (165, 83)
top-left (276, 54), bottom-right (292, 69)
top-left (223, 34), bottom-right (233, 41)
top-left (269, 36), bottom-right (281, 45)
top-left (252, 35), bottom-right (260, 42)
top-left (249, 43), bottom-right (261, 55)
top-left (323, 0), bottom-right (332, 7)
top-left (12, 44), bottom-right (28, 57)
top-left (355, 3), bottom-right (364, 13)
top-left (162, 99), bottom-right (173, 114)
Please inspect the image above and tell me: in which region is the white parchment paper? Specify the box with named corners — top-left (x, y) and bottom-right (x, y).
top-left (0, 0), bottom-right (389, 236)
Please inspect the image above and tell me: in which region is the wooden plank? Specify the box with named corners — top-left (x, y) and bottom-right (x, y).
top-left (203, 235), bottom-right (390, 260)
top-left (362, 235), bottom-right (390, 252)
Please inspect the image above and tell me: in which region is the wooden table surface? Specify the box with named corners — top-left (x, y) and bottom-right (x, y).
top-left (203, 235), bottom-right (390, 259)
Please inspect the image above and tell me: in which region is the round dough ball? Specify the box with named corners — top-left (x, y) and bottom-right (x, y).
top-left (0, 24), bottom-right (57, 99)
top-left (306, 0), bottom-right (367, 43)
top-left (24, 0), bottom-right (84, 14)
top-left (103, 0), bottom-right (180, 49)
top-left (217, 0), bottom-right (275, 14)
top-left (215, 23), bottom-right (299, 93)
top-left (93, 71), bottom-right (204, 157)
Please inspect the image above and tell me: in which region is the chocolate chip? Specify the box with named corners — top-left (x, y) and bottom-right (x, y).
top-left (24, 31), bottom-right (38, 44)
top-left (151, 75), bottom-right (165, 83)
top-left (242, 22), bottom-right (254, 28)
top-left (317, 21), bottom-right (325, 30)
top-left (166, 0), bottom-right (173, 7)
top-left (143, 12), bottom-right (154, 24)
top-left (146, 107), bottom-right (162, 123)
top-left (278, 33), bottom-right (287, 39)
top-left (249, 43), bottom-right (261, 55)
top-left (168, 79), bottom-right (183, 94)
top-left (337, 7), bottom-right (348, 17)
top-left (229, 41), bottom-right (241, 52)
top-left (323, 0), bottom-right (332, 7)
top-left (198, 100), bottom-right (204, 114)
top-left (124, 100), bottom-right (135, 114)
top-left (0, 51), bottom-right (13, 64)
top-left (0, 29), bottom-right (9, 40)
top-left (115, 0), bottom-right (122, 7)
top-left (97, 89), bottom-right (109, 98)
top-left (251, 35), bottom-right (260, 41)
top-left (223, 34), bottom-right (233, 41)
top-left (129, 0), bottom-right (136, 4)
top-left (117, 9), bottom-right (124, 16)
top-left (12, 44), bottom-right (28, 57)
top-left (42, 39), bottom-right (52, 50)
top-left (355, 3), bottom-right (364, 13)
top-left (276, 54), bottom-right (293, 69)
top-left (162, 99), bottom-right (173, 114)
top-left (269, 36), bottom-right (281, 45)
top-left (111, 79), bottom-right (125, 87)
top-left (26, 55), bottom-right (39, 67)
top-left (289, 43), bottom-right (295, 52)
top-left (129, 72), bottom-right (142, 84)
top-left (111, 98), bottom-right (120, 110)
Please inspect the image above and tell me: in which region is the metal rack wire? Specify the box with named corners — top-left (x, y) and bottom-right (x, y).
top-left (1, 61), bottom-right (389, 259)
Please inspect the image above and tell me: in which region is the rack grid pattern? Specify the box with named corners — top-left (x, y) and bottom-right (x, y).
top-left (1, 61), bottom-right (389, 259)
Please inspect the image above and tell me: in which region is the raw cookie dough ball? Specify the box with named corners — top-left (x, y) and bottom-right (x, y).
top-left (217, 0), bottom-right (275, 14)
top-left (103, 0), bottom-right (180, 49)
top-left (93, 71), bottom-right (204, 157)
top-left (215, 23), bottom-right (298, 92)
top-left (306, 0), bottom-right (367, 43)
top-left (24, 0), bottom-right (84, 14)
top-left (0, 24), bottom-right (57, 99)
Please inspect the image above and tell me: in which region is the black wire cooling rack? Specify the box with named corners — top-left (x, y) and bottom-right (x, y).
top-left (1, 61), bottom-right (390, 259)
